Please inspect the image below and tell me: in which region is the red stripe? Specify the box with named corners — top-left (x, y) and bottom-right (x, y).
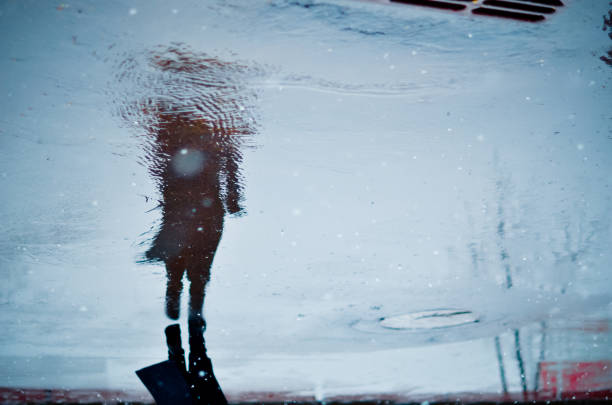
top-left (1, 387), bottom-right (611, 403)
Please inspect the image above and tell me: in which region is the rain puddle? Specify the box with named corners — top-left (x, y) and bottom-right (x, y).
top-left (1, 0), bottom-right (611, 401)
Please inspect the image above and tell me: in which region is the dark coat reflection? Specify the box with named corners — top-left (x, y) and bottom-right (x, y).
top-left (145, 108), bottom-right (243, 323)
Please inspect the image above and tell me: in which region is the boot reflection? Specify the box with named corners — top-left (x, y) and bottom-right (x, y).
top-left (164, 322), bottom-right (228, 405)
top-left (188, 317), bottom-right (228, 405)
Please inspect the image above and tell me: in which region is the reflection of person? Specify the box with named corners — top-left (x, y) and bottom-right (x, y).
top-left (122, 47), bottom-right (254, 403)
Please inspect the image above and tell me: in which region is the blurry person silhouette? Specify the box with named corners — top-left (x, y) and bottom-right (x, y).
top-left (122, 46), bottom-right (255, 404)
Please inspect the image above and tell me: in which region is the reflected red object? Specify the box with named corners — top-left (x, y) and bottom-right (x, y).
top-left (538, 361), bottom-right (612, 400)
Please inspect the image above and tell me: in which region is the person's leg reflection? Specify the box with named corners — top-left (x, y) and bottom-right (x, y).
top-left (186, 218), bottom-right (223, 320)
top-left (165, 256), bottom-right (186, 320)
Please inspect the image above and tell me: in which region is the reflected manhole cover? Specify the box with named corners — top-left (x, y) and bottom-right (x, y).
top-left (380, 309), bottom-right (480, 330)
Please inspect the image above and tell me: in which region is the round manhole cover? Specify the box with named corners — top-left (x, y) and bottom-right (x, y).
top-left (380, 309), bottom-right (479, 330)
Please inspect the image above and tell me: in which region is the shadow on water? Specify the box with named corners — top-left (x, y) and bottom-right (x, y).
top-left (115, 46), bottom-right (258, 404)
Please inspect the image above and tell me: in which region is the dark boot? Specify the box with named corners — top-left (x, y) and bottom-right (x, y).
top-left (188, 317), bottom-right (228, 405)
top-left (165, 323), bottom-right (188, 379)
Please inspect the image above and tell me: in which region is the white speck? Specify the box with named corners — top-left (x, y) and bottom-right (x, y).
top-left (420, 69), bottom-right (427, 74)
top-left (290, 241), bottom-right (297, 247)
top-left (467, 33), bottom-right (473, 38)
top-left (477, 134), bottom-right (485, 141)
top-left (412, 155), bottom-right (417, 159)
top-left (588, 80), bottom-right (595, 87)
top-left (91, 200), bottom-right (98, 207)
top-left (79, 306), bottom-right (88, 312)
top-left (180, 148), bottom-right (188, 155)
top-left (447, 128), bottom-right (453, 132)
top-left (292, 208), bottom-right (302, 216)
top-left (171, 9), bottom-right (179, 14)
top-left (327, 48), bottom-right (333, 52)
top-left (383, 53), bottom-right (389, 59)
top-left (129, 8), bottom-right (138, 16)
top-left (433, 250), bottom-right (439, 256)
top-left (197, 227), bottom-right (203, 232)
top-left (411, 50), bottom-right (417, 56)
top-left (336, 233), bottom-right (343, 239)
top-left (198, 370), bottom-right (206, 377)
top-left (525, 96), bottom-right (531, 101)
top-left (389, 65), bottom-right (396, 70)
top-left (131, 182), bottom-right (136, 186)
top-left (577, 143), bottom-right (584, 150)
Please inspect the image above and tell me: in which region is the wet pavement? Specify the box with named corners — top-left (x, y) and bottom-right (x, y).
top-left (0, 0), bottom-right (611, 402)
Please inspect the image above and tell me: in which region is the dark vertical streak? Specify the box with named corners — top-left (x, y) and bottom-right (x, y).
top-left (533, 321), bottom-right (547, 394)
top-left (495, 336), bottom-right (509, 395)
top-left (469, 241), bottom-right (479, 277)
top-left (496, 180), bottom-right (513, 289)
top-left (514, 329), bottom-right (528, 399)
top-left (493, 153), bottom-right (513, 290)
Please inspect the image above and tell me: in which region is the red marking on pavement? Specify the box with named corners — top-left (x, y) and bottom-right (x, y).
top-left (2, 387), bottom-right (612, 403)
top-left (539, 361), bottom-right (612, 400)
